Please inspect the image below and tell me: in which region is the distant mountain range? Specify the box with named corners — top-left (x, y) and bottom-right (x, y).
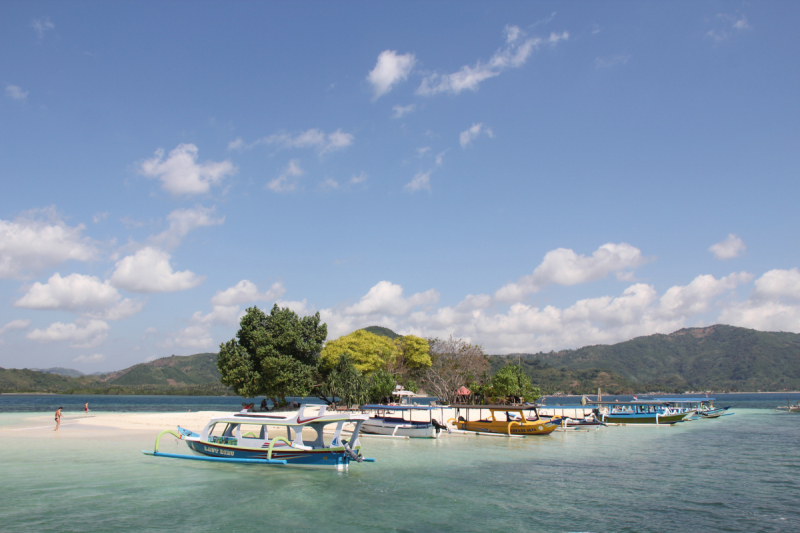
top-left (29, 367), bottom-right (87, 378)
top-left (2, 325), bottom-right (799, 395)
top-left (1, 353), bottom-right (230, 395)
top-left (490, 325), bottom-right (800, 393)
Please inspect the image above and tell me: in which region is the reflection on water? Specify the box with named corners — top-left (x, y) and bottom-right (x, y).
top-left (1, 409), bottom-right (798, 532)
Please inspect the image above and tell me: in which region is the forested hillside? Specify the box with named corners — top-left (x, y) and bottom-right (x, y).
top-left (0, 353), bottom-right (233, 395)
top-left (500, 325), bottom-right (800, 392)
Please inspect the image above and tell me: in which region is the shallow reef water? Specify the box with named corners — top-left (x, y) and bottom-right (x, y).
top-left (1, 405), bottom-right (798, 532)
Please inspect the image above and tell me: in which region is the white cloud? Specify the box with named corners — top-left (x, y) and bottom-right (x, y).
top-left (276, 299), bottom-right (314, 317)
top-left (350, 172), bottom-right (368, 185)
top-left (149, 205), bottom-right (225, 250)
top-left (160, 325), bottom-right (215, 350)
top-left (73, 353), bottom-right (105, 364)
top-left (267, 159), bottom-right (304, 192)
top-left (27, 319), bottom-right (109, 348)
top-left (719, 269), bottom-right (800, 332)
top-left (318, 269), bottom-right (762, 353)
top-left (752, 268), bottom-right (800, 302)
top-left (92, 212), bottom-right (108, 224)
top-left (709, 233), bottom-right (746, 260)
top-left (392, 104), bottom-right (416, 118)
top-left (459, 123), bottom-right (494, 148)
top-left (231, 129), bottom-right (354, 155)
top-left (0, 207), bottom-right (98, 279)
top-left (211, 280), bottom-right (286, 306)
top-left (495, 243), bottom-right (647, 302)
top-left (657, 272), bottom-right (752, 319)
top-left (6, 85), bottom-right (29, 102)
top-left (191, 305), bottom-right (242, 327)
top-left (140, 143), bottom-right (237, 196)
top-left (404, 171), bottom-right (431, 193)
top-left (14, 272), bottom-right (144, 320)
top-left (368, 50), bottom-right (416, 100)
top-left (0, 319), bottom-right (31, 336)
top-left (31, 18), bottom-right (54, 39)
top-left (417, 26), bottom-right (568, 96)
top-left (110, 247), bottom-right (204, 293)
top-left (344, 281), bottom-right (439, 317)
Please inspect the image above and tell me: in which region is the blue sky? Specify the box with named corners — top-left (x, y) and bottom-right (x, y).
top-left (2, 2), bottom-right (799, 372)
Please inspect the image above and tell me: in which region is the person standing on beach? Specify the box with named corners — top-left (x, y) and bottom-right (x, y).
top-left (84, 402), bottom-right (89, 415)
top-left (55, 407), bottom-right (63, 431)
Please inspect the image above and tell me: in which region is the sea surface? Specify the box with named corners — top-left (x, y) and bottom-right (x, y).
top-left (1, 394), bottom-right (798, 532)
top-left (2, 391), bottom-right (799, 413)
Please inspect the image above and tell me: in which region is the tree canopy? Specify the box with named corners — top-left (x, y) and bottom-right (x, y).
top-left (217, 305), bottom-right (327, 404)
top-left (484, 363), bottom-right (541, 404)
top-left (320, 329), bottom-right (398, 373)
top-left (422, 336), bottom-right (488, 405)
top-left (395, 335), bottom-right (432, 370)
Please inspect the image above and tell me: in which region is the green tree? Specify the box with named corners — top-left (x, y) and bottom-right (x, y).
top-left (423, 336), bottom-right (489, 405)
top-left (320, 330), bottom-right (399, 373)
top-left (367, 368), bottom-right (397, 404)
top-left (485, 364), bottom-right (541, 404)
top-left (395, 335), bottom-right (432, 370)
top-left (217, 305), bottom-right (327, 405)
top-left (318, 354), bottom-right (368, 408)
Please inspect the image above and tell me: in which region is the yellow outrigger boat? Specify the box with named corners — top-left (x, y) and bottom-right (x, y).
top-left (448, 405), bottom-right (563, 436)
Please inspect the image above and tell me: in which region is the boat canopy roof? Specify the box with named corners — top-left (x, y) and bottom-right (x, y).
top-left (654, 397), bottom-right (715, 402)
top-left (453, 404), bottom-right (538, 411)
top-left (361, 404), bottom-right (440, 411)
top-left (534, 405), bottom-right (596, 409)
top-left (204, 406), bottom-right (367, 426)
top-left (587, 400), bottom-right (670, 406)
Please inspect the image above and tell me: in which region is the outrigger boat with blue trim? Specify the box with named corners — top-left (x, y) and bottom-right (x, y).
top-left (589, 400), bottom-right (687, 425)
top-left (360, 404), bottom-right (449, 438)
top-left (142, 404), bottom-right (375, 470)
top-left (448, 405), bottom-right (564, 436)
top-left (654, 397), bottom-right (732, 419)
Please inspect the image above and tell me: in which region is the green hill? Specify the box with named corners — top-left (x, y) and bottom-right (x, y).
top-left (104, 353), bottom-right (221, 387)
top-left (362, 326), bottom-right (401, 339)
top-left (0, 353), bottom-right (232, 395)
top-left (0, 367), bottom-right (98, 393)
top-left (496, 325), bottom-right (800, 393)
top-left (30, 367), bottom-right (86, 378)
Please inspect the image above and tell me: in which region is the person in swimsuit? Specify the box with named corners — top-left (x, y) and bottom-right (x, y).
top-left (55, 407), bottom-right (63, 431)
top-left (84, 402), bottom-right (89, 415)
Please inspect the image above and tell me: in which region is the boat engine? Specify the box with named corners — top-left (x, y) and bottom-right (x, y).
top-left (341, 439), bottom-right (364, 463)
top-left (431, 418), bottom-right (450, 434)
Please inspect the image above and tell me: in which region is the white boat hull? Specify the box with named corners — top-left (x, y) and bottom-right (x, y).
top-left (361, 418), bottom-right (439, 438)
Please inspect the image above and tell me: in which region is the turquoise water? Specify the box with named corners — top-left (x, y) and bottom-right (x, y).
top-left (1, 409), bottom-right (798, 532)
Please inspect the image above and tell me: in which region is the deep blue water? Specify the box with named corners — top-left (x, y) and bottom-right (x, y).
top-left (2, 391), bottom-right (798, 413)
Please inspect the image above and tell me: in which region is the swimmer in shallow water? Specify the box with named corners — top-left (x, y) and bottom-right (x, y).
top-left (55, 407), bottom-right (63, 431)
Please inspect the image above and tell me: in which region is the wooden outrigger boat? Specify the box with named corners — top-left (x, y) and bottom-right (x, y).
top-left (776, 398), bottom-right (800, 413)
top-left (360, 404), bottom-right (449, 438)
top-left (589, 400), bottom-right (687, 425)
top-left (447, 405), bottom-right (564, 436)
top-left (142, 404), bottom-right (375, 470)
top-left (654, 397), bottom-right (732, 419)
top-left (535, 405), bottom-right (606, 429)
